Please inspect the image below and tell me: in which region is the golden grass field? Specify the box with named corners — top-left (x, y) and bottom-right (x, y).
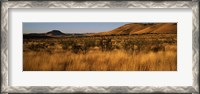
top-left (23, 34), bottom-right (177, 71)
top-left (24, 50), bottom-right (176, 71)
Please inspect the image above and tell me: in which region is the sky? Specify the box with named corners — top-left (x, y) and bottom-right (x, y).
top-left (23, 22), bottom-right (129, 34)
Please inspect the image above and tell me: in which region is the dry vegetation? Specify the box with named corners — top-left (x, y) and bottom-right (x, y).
top-left (23, 34), bottom-right (177, 71)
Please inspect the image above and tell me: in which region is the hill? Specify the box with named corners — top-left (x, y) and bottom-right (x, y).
top-left (97, 23), bottom-right (177, 35)
top-left (46, 30), bottom-right (66, 37)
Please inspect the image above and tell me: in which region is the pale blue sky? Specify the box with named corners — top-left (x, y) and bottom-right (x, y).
top-left (23, 22), bottom-right (129, 33)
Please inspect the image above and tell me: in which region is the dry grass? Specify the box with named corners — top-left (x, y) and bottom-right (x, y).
top-left (23, 34), bottom-right (177, 71)
top-left (23, 50), bottom-right (177, 71)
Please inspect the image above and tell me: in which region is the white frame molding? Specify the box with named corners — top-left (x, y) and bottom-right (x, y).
top-left (1, 1), bottom-right (199, 93)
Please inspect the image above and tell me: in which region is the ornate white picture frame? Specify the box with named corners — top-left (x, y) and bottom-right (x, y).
top-left (1, 1), bottom-right (199, 93)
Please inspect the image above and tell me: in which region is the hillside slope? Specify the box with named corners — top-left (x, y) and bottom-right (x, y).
top-left (97, 23), bottom-right (177, 35)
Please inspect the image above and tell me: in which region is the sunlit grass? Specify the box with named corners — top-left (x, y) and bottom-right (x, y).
top-left (23, 50), bottom-right (177, 71)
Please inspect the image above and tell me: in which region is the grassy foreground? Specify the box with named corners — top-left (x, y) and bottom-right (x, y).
top-left (23, 50), bottom-right (176, 71)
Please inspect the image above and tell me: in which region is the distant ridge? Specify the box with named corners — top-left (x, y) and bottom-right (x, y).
top-left (23, 30), bottom-right (86, 39)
